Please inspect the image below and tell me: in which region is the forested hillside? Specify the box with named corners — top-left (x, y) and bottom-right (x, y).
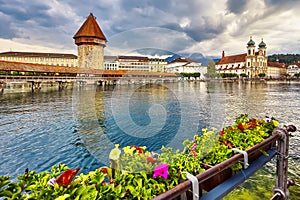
top-left (268, 54), bottom-right (300, 64)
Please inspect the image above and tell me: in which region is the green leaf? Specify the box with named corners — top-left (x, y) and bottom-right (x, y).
top-left (0, 190), bottom-right (13, 197)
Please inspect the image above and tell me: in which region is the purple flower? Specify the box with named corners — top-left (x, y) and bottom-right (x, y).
top-left (265, 117), bottom-right (271, 123)
top-left (47, 177), bottom-right (56, 186)
top-left (153, 164), bottom-right (169, 179)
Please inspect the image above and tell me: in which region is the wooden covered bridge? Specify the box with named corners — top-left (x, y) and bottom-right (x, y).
top-left (0, 61), bottom-right (177, 92)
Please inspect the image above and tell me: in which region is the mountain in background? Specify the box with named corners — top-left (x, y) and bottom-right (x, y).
top-left (131, 48), bottom-right (219, 65)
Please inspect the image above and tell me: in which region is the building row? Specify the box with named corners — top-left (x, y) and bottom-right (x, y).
top-left (0, 51), bottom-right (205, 74)
top-left (215, 37), bottom-right (300, 78)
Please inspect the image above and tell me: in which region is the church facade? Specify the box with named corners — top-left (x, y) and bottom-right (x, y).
top-left (216, 37), bottom-right (268, 78)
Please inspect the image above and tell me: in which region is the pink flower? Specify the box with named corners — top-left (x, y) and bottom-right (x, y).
top-left (191, 143), bottom-right (196, 151)
top-left (153, 164), bottom-right (169, 179)
top-left (193, 152), bottom-right (197, 158)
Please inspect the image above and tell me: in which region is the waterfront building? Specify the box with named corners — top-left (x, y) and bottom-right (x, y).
top-left (216, 37), bottom-right (268, 78)
top-left (73, 13), bottom-right (107, 69)
top-left (0, 51), bottom-right (77, 67)
top-left (104, 56), bottom-right (119, 70)
top-left (117, 56), bottom-right (149, 71)
top-left (287, 62), bottom-right (300, 76)
top-left (149, 58), bottom-right (167, 72)
top-left (266, 61), bottom-right (286, 78)
top-left (166, 57), bottom-right (203, 74)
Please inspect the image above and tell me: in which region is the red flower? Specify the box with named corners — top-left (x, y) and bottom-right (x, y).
top-left (220, 129), bottom-right (224, 136)
top-left (56, 168), bottom-right (80, 186)
top-left (146, 156), bottom-right (158, 164)
top-left (237, 123), bottom-right (244, 131)
top-left (131, 145), bottom-right (144, 154)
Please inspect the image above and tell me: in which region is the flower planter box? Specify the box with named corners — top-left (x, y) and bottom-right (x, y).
top-left (200, 163), bottom-right (234, 192)
top-left (248, 140), bottom-right (275, 162)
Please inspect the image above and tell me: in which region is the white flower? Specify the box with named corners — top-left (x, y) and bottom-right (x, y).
top-left (109, 144), bottom-right (121, 160)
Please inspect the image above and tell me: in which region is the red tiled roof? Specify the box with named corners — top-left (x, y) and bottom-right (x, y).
top-left (73, 13), bottom-right (107, 41)
top-left (216, 53), bottom-right (246, 65)
top-left (290, 62), bottom-right (300, 68)
top-left (268, 62), bottom-right (285, 68)
top-left (0, 51), bottom-right (77, 58)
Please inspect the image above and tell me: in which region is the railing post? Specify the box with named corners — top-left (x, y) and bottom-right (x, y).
top-left (272, 125), bottom-right (296, 200)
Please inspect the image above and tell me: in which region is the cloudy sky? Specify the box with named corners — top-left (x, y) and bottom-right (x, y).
top-left (0, 0), bottom-right (300, 58)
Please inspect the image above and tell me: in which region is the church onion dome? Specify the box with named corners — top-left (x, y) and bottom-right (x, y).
top-left (247, 36), bottom-right (255, 46)
top-left (259, 39), bottom-right (266, 48)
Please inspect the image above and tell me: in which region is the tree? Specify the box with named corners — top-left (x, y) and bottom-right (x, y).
top-left (258, 73), bottom-right (266, 78)
top-left (206, 60), bottom-right (217, 78)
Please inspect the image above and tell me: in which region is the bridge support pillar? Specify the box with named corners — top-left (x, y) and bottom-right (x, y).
top-left (57, 81), bottom-right (67, 91)
top-left (28, 81), bottom-right (41, 92)
top-left (0, 81), bottom-right (4, 95)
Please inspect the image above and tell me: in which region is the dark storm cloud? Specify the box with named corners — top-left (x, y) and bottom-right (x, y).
top-left (0, 0), bottom-right (73, 30)
top-left (0, 0), bottom-right (50, 21)
top-left (226, 0), bottom-right (247, 14)
top-left (0, 16), bottom-right (16, 38)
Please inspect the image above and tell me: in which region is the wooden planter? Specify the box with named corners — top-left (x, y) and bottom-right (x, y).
top-left (200, 163), bottom-right (234, 192)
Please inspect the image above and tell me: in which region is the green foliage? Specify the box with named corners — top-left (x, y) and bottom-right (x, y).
top-left (239, 73), bottom-right (247, 77)
top-left (294, 73), bottom-right (300, 77)
top-left (220, 73), bottom-right (238, 78)
top-left (206, 60), bottom-right (217, 78)
top-left (178, 72), bottom-right (200, 77)
top-left (258, 73), bottom-right (266, 78)
top-left (268, 53), bottom-right (300, 64)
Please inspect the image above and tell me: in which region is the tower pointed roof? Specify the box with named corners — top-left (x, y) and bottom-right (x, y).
top-left (73, 13), bottom-right (107, 41)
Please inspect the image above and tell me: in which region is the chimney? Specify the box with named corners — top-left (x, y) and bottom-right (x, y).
top-left (222, 50), bottom-right (225, 58)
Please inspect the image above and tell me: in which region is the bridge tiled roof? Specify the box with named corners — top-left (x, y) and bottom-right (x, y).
top-left (73, 13), bottom-right (107, 41)
top-left (0, 51), bottom-right (77, 58)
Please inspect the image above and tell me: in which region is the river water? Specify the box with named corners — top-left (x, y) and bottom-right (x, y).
top-left (0, 81), bottom-right (299, 198)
